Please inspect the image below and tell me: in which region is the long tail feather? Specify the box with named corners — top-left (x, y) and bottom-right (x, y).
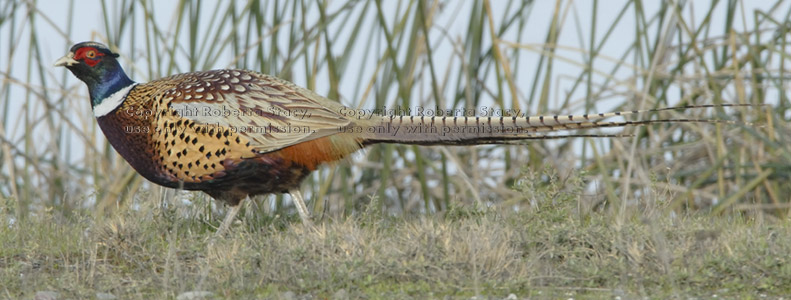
top-left (363, 104), bottom-right (757, 146)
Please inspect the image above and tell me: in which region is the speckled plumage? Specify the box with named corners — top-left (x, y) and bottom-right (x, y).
top-left (56, 41), bottom-right (748, 232)
top-left (98, 69), bottom-right (366, 205)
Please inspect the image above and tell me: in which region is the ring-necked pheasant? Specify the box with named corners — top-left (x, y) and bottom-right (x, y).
top-left (55, 41), bottom-right (749, 233)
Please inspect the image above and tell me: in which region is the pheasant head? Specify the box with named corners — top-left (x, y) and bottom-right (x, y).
top-left (54, 42), bottom-right (135, 110)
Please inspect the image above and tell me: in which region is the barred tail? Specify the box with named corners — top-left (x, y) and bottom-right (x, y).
top-left (362, 104), bottom-right (755, 145)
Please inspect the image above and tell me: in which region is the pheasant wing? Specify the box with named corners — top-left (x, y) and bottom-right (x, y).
top-left (161, 69), bottom-right (352, 153)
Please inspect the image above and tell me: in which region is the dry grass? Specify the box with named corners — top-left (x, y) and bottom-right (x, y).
top-left (2, 169), bottom-right (790, 299)
top-left (2, 1), bottom-right (788, 218)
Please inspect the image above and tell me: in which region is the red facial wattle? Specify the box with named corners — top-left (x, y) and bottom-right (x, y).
top-left (73, 47), bottom-right (105, 67)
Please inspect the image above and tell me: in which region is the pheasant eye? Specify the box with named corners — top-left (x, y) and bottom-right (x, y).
top-left (75, 47), bottom-right (106, 67)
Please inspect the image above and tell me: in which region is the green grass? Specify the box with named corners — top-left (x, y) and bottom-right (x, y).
top-left (2, 0), bottom-right (791, 298)
top-left (2, 0), bottom-right (786, 218)
top-left (2, 168), bottom-right (790, 298)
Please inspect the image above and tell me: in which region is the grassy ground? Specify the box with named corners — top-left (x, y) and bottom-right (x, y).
top-left (2, 169), bottom-right (790, 299)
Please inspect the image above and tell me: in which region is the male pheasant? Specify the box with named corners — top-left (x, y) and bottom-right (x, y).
top-left (55, 41), bottom-right (747, 233)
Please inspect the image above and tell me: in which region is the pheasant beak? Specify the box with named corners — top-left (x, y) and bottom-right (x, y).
top-left (54, 52), bottom-right (78, 67)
